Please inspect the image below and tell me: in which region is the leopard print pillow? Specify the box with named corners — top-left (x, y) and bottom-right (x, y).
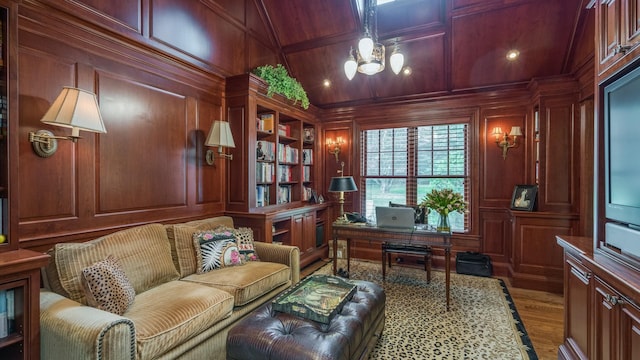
top-left (81, 255), bottom-right (136, 315)
top-left (234, 227), bottom-right (260, 262)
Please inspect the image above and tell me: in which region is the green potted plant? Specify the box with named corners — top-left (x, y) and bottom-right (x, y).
top-left (252, 64), bottom-right (310, 109)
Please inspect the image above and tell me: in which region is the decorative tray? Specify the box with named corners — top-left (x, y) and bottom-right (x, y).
top-left (272, 274), bottom-right (357, 324)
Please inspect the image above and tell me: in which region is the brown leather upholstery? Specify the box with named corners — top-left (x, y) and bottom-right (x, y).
top-left (227, 280), bottom-right (385, 360)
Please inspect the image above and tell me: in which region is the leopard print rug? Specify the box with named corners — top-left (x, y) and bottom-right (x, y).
top-left (313, 260), bottom-right (537, 360)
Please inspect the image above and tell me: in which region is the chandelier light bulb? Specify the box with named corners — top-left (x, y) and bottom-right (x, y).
top-left (344, 50), bottom-right (357, 80)
top-left (358, 36), bottom-right (374, 60)
top-left (390, 48), bottom-right (404, 74)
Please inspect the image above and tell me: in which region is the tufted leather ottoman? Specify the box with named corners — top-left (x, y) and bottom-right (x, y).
top-left (226, 279), bottom-right (385, 360)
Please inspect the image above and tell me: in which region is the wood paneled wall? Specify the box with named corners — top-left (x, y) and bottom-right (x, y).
top-left (13, 0), bottom-right (279, 251)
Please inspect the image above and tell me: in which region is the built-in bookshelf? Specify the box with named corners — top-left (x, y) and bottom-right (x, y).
top-left (225, 73), bottom-right (328, 267)
top-left (226, 73), bottom-right (319, 212)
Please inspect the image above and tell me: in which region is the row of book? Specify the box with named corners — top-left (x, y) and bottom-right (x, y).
top-left (256, 113), bottom-right (274, 133)
top-left (277, 185), bottom-right (292, 204)
top-left (303, 166), bottom-right (312, 182)
top-left (303, 186), bottom-right (314, 201)
top-left (256, 162), bottom-right (275, 183)
top-left (0, 289), bottom-right (15, 338)
top-left (302, 149), bottom-right (313, 165)
top-left (278, 123), bottom-right (291, 137)
top-left (278, 144), bottom-right (299, 163)
top-left (256, 140), bottom-right (276, 162)
top-left (256, 185), bottom-right (270, 207)
top-left (278, 165), bottom-right (296, 183)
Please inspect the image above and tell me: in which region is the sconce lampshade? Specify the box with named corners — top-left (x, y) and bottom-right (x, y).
top-left (205, 120), bottom-right (236, 148)
top-left (328, 176), bottom-right (358, 193)
top-left (41, 87), bottom-right (107, 136)
top-left (509, 126), bottom-right (522, 136)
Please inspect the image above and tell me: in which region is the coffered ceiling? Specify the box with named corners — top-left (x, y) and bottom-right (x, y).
top-left (257, 0), bottom-right (591, 108)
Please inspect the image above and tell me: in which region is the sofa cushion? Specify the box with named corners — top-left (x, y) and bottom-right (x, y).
top-left (181, 261), bottom-right (290, 306)
top-left (234, 227), bottom-right (260, 262)
top-left (53, 223), bottom-right (179, 304)
top-left (81, 255), bottom-right (136, 315)
top-left (165, 216), bottom-right (235, 277)
top-left (193, 229), bottom-right (243, 273)
top-left (126, 280), bottom-right (234, 359)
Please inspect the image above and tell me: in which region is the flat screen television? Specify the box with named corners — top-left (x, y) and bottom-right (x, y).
top-left (603, 63), bottom-right (640, 259)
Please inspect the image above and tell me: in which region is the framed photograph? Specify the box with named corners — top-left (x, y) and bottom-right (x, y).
top-left (510, 185), bottom-right (537, 211)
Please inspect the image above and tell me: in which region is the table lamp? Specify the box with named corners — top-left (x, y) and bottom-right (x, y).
top-left (328, 163), bottom-right (358, 224)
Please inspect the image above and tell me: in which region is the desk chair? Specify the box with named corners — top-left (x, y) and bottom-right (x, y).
top-left (381, 242), bottom-right (432, 282)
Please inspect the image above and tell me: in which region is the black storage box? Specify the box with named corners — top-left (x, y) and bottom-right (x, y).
top-left (455, 252), bottom-right (492, 277)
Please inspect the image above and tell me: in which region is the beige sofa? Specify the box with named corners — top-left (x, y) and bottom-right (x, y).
top-left (39, 216), bottom-right (300, 360)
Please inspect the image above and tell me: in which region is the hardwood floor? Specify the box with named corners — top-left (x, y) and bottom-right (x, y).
top-left (505, 284), bottom-right (564, 360)
top-left (301, 259), bottom-right (564, 360)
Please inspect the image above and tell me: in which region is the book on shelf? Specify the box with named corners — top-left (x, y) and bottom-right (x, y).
top-left (302, 149), bottom-right (313, 165)
top-left (257, 140), bottom-right (275, 161)
top-left (278, 165), bottom-right (296, 183)
top-left (257, 113), bottom-right (274, 133)
top-left (277, 143), bottom-right (299, 163)
top-left (256, 185), bottom-right (270, 207)
top-left (303, 166), bottom-right (311, 182)
top-left (0, 289), bottom-right (7, 338)
top-left (277, 185), bottom-right (292, 204)
top-left (278, 123), bottom-right (291, 137)
top-left (303, 186), bottom-right (313, 201)
top-left (256, 162), bottom-right (274, 183)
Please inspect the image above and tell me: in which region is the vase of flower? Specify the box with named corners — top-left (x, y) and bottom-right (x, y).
top-left (418, 188), bottom-right (468, 232)
top-left (437, 212), bottom-right (450, 233)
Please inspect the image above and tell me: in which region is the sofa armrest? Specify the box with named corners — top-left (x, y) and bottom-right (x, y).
top-left (40, 290), bottom-right (136, 360)
top-left (253, 242), bottom-right (300, 284)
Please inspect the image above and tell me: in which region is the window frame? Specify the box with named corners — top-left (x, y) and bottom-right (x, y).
top-left (359, 118), bottom-right (471, 232)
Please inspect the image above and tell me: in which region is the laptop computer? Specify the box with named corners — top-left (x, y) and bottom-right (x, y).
top-left (375, 206), bottom-right (416, 229)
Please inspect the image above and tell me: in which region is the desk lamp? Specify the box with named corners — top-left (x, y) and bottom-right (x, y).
top-left (328, 162), bottom-right (358, 224)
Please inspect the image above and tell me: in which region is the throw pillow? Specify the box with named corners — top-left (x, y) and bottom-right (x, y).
top-left (81, 255), bottom-right (136, 315)
top-left (193, 228), bottom-right (243, 273)
top-left (233, 227), bottom-right (260, 263)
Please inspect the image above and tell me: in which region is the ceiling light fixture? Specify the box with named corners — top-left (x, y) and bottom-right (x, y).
top-left (344, 0), bottom-right (404, 79)
top-left (506, 49), bottom-right (520, 61)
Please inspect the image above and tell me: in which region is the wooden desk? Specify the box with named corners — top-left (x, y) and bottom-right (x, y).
top-left (332, 223), bottom-right (452, 310)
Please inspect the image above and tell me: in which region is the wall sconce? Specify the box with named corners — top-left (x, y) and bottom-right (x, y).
top-left (29, 87), bottom-right (107, 158)
top-left (326, 136), bottom-right (345, 162)
top-left (491, 126), bottom-right (522, 159)
top-left (205, 120), bottom-right (235, 165)
top-left (328, 162), bottom-right (358, 224)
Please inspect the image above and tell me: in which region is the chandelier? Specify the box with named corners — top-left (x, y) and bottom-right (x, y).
top-left (344, 0), bottom-right (404, 80)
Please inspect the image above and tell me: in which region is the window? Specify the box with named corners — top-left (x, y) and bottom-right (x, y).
top-left (361, 123), bottom-right (469, 231)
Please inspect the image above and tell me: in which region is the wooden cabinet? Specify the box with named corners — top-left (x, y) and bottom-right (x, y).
top-left (509, 211), bottom-right (578, 292)
top-left (562, 253), bottom-right (592, 359)
top-left (596, 0), bottom-right (640, 77)
top-left (233, 205), bottom-right (328, 267)
top-left (0, 249), bottom-right (50, 360)
top-left (558, 236), bottom-right (640, 360)
top-left (225, 73), bottom-right (319, 212)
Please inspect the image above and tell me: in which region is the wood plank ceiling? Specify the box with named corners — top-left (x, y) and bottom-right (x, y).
top-left (258, 0), bottom-right (588, 108)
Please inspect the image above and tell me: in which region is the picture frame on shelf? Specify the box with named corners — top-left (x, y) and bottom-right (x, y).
top-left (510, 185), bottom-right (537, 211)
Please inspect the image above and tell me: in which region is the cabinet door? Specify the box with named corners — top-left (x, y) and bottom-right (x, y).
top-left (292, 214), bottom-right (304, 252)
top-left (598, 0), bottom-right (624, 72)
top-left (594, 277), bottom-right (620, 360)
top-left (624, 0), bottom-right (640, 45)
top-left (564, 255), bottom-right (592, 359)
top-left (302, 212), bottom-right (316, 254)
top-left (620, 300), bottom-right (640, 360)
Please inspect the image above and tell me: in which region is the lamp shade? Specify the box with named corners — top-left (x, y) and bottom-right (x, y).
top-left (328, 176), bottom-right (358, 193)
top-left (509, 126), bottom-right (522, 136)
top-left (205, 120), bottom-right (236, 148)
top-left (41, 87), bottom-right (106, 136)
